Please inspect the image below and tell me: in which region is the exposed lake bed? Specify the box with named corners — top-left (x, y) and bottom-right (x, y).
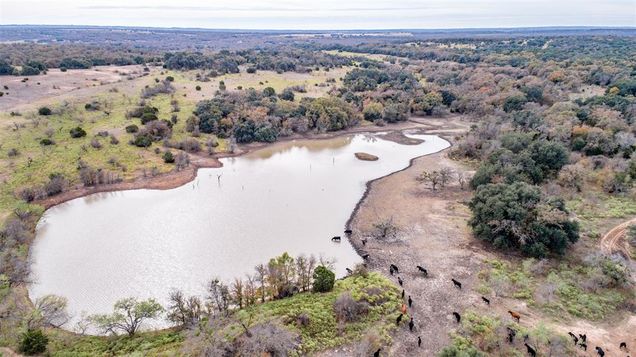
top-left (28, 130), bottom-right (450, 331)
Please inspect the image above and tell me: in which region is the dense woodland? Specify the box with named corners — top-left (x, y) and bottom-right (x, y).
top-left (1, 32), bottom-right (635, 356)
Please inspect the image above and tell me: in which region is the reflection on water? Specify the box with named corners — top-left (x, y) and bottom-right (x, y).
top-left (29, 132), bottom-right (450, 331)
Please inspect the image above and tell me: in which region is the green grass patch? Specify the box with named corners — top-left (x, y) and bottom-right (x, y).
top-left (567, 193), bottom-right (636, 238)
top-left (46, 329), bottom-right (183, 357)
top-left (232, 272), bottom-right (400, 355)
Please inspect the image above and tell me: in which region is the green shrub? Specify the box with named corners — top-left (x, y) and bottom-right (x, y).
top-left (195, 85), bottom-right (201, 91)
top-left (312, 266), bottom-right (335, 293)
top-left (132, 134), bottom-right (153, 147)
top-left (39, 138), bottom-right (54, 146)
top-left (38, 106), bottom-right (52, 116)
top-left (141, 112), bottom-right (158, 124)
top-left (125, 124), bottom-right (139, 133)
top-left (69, 126), bottom-right (87, 138)
top-left (469, 182), bottom-right (579, 257)
top-left (19, 329), bottom-right (49, 355)
top-left (163, 151), bottom-right (175, 163)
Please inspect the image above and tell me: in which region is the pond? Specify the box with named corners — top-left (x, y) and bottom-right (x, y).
top-left (28, 131), bottom-right (449, 331)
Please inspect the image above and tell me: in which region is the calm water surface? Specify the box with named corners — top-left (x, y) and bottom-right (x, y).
top-left (29, 132), bottom-right (449, 330)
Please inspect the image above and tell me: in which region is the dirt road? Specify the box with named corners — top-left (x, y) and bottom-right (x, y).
top-left (600, 217), bottom-right (635, 257)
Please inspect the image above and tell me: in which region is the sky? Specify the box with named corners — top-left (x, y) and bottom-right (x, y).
top-left (0, 0), bottom-right (635, 30)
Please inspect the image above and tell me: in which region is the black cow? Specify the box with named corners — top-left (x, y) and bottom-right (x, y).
top-left (344, 229), bottom-right (352, 235)
top-left (416, 265), bottom-right (428, 277)
top-left (390, 264), bottom-right (399, 274)
top-left (452, 312), bottom-right (461, 323)
top-left (481, 296), bottom-right (490, 305)
top-left (396, 313), bottom-right (403, 325)
top-left (451, 278), bottom-right (462, 289)
top-left (408, 295), bottom-right (413, 308)
top-left (568, 332), bottom-right (579, 345)
top-left (525, 343), bottom-right (536, 357)
top-left (595, 346), bottom-right (605, 357)
top-left (331, 236), bottom-right (341, 242)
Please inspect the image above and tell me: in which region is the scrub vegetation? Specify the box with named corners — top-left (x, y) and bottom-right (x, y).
top-left (0, 28), bottom-right (635, 355)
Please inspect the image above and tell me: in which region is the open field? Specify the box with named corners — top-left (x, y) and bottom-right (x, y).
top-left (0, 66), bottom-right (150, 112)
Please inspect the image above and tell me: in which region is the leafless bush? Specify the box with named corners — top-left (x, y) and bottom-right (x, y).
top-left (296, 313), bottom-right (310, 327)
top-left (31, 294), bottom-right (70, 328)
top-left (233, 322), bottom-right (300, 357)
top-left (141, 80), bottom-right (175, 98)
top-left (44, 174), bottom-right (67, 196)
top-left (175, 152), bottom-right (190, 171)
top-left (7, 148), bottom-right (19, 157)
top-left (90, 138), bottom-right (102, 149)
top-left (372, 217), bottom-right (400, 240)
top-left (17, 186), bottom-right (44, 202)
top-left (334, 292), bottom-right (368, 323)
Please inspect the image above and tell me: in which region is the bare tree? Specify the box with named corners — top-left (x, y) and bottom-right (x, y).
top-left (231, 278), bottom-right (244, 309)
top-left (254, 264), bottom-right (268, 303)
top-left (30, 294), bottom-right (70, 328)
top-left (206, 278), bottom-right (231, 315)
top-left (372, 217), bottom-right (400, 240)
top-left (417, 170), bottom-right (443, 190)
top-left (167, 289), bottom-right (203, 328)
top-left (439, 167), bottom-right (454, 188)
top-left (456, 171), bottom-right (467, 190)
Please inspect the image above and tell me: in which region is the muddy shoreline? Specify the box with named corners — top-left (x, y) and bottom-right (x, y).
top-left (34, 120), bottom-right (429, 210)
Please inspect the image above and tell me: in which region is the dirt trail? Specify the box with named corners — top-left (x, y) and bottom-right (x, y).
top-left (600, 217), bottom-right (635, 258)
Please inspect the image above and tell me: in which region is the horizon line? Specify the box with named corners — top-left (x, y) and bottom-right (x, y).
top-left (1, 24), bottom-right (635, 32)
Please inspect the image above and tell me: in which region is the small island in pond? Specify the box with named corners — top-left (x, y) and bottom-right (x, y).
top-left (355, 152), bottom-right (379, 161)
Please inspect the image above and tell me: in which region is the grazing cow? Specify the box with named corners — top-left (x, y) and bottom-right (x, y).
top-left (408, 295), bottom-right (413, 308)
top-left (398, 276), bottom-right (403, 286)
top-left (361, 238), bottom-right (367, 246)
top-left (389, 266), bottom-right (394, 276)
top-left (620, 342), bottom-right (627, 351)
top-left (418, 336), bottom-right (422, 348)
top-left (416, 265), bottom-right (428, 277)
top-left (344, 229), bottom-right (352, 235)
top-left (481, 296), bottom-right (490, 305)
top-left (595, 346), bottom-right (605, 357)
top-left (401, 289), bottom-right (405, 299)
top-left (373, 348), bottom-right (381, 357)
top-left (508, 310), bottom-right (521, 322)
top-left (507, 327), bottom-right (516, 344)
top-left (361, 253), bottom-right (370, 260)
top-left (331, 236), bottom-right (341, 242)
top-left (401, 304), bottom-right (408, 315)
top-left (568, 332), bottom-right (579, 345)
top-left (409, 317), bottom-right (414, 332)
top-left (451, 278), bottom-right (462, 289)
top-left (396, 314), bottom-right (403, 325)
top-left (524, 343), bottom-right (536, 357)
top-left (452, 312), bottom-right (461, 323)
top-left (390, 264), bottom-right (399, 274)
top-left (579, 334), bottom-right (586, 342)
top-left (579, 343), bottom-right (587, 351)
top-left (346, 268), bottom-right (353, 275)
